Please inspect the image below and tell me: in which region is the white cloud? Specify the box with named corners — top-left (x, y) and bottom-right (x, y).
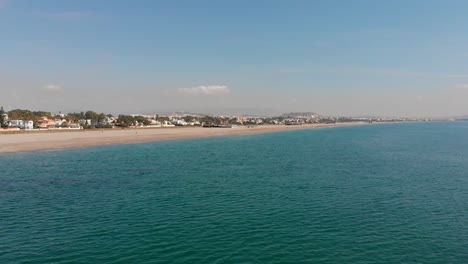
top-left (178, 85), bottom-right (230, 95)
top-left (43, 84), bottom-right (63, 92)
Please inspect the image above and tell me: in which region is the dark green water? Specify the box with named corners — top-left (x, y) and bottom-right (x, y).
top-left (1, 122), bottom-right (468, 263)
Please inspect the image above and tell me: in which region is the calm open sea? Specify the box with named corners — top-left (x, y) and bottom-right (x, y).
top-left (1, 122), bottom-right (468, 263)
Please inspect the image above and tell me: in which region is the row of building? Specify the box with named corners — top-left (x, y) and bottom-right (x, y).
top-left (1, 114), bottom-right (81, 130)
top-left (1, 111), bottom-right (323, 130)
top-left (0, 113), bottom-right (203, 130)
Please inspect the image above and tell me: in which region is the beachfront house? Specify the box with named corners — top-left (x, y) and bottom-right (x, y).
top-left (7, 120), bottom-right (34, 130)
top-left (149, 119), bottom-right (161, 125)
top-left (54, 119), bottom-right (66, 127)
top-left (36, 116), bottom-right (58, 129)
top-left (79, 119), bottom-right (93, 126)
top-left (99, 116), bottom-right (116, 126)
top-left (172, 119), bottom-right (188, 126)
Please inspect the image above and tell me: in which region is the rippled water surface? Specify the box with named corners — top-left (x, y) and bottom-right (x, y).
top-left (1, 122), bottom-right (468, 263)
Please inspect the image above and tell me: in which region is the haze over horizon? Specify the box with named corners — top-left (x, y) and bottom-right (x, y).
top-left (2, 0), bottom-right (468, 117)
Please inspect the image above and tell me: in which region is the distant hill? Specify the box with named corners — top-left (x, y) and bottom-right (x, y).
top-left (280, 112), bottom-right (320, 118)
top-left (453, 115), bottom-right (468, 120)
top-left (159, 111), bottom-right (208, 117)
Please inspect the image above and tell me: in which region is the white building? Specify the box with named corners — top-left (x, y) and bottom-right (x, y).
top-left (101, 116), bottom-right (115, 125)
top-left (79, 119), bottom-right (92, 126)
top-left (8, 120), bottom-right (34, 130)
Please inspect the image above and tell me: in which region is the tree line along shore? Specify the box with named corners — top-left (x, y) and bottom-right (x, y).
top-left (0, 107), bottom-right (433, 132)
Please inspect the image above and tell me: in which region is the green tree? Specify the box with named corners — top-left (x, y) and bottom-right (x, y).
top-left (65, 113), bottom-right (80, 123)
top-left (85, 111), bottom-right (99, 122)
top-left (183, 115), bottom-right (193, 122)
top-left (97, 113), bottom-right (106, 124)
top-left (32, 111), bottom-right (52, 119)
top-left (134, 116), bottom-right (150, 126)
top-left (9, 109), bottom-right (34, 120)
top-left (0, 106), bottom-right (5, 128)
top-left (117, 115), bottom-right (135, 127)
top-left (155, 115), bottom-right (169, 122)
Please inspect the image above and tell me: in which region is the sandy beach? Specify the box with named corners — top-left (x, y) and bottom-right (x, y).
top-left (0, 123), bottom-right (365, 153)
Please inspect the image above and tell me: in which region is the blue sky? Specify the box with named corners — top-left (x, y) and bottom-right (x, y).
top-left (1, 0), bottom-right (468, 116)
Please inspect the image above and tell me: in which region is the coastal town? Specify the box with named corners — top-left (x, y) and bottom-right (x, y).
top-left (0, 106), bottom-right (443, 132)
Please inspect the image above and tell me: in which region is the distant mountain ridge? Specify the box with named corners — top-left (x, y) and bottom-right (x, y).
top-left (280, 112), bottom-right (320, 118)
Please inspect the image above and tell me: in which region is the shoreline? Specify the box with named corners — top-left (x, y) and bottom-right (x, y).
top-left (0, 123), bottom-right (367, 153)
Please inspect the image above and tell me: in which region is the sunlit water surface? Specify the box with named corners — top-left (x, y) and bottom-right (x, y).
top-left (1, 122), bottom-right (468, 263)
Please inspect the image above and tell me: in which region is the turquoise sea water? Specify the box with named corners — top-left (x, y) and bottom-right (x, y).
top-left (1, 122), bottom-right (468, 263)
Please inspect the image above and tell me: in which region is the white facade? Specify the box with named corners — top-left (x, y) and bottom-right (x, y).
top-left (79, 119), bottom-right (92, 125)
top-left (8, 120), bottom-right (34, 130)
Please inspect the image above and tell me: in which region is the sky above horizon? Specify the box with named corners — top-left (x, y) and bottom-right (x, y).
top-left (2, 0), bottom-right (468, 117)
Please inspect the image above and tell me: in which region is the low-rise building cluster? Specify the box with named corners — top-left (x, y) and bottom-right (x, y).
top-left (0, 108), bottom-right (443, 131)
top-left (1, 113), bottom-right (82, 130)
